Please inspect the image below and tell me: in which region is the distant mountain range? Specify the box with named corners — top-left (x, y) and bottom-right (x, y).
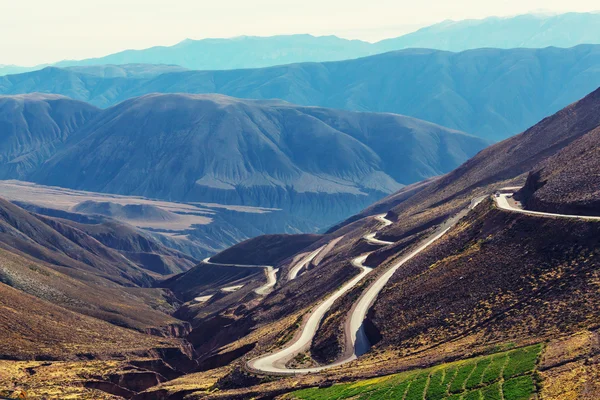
top-left (375, 12), bottom-right (600, 52)
top-left (2, 12), bottom-right (599, 76)
top-left (0, 93), bottom-right (485, 230)
top-left (3, 45), bottom-right (600, 141)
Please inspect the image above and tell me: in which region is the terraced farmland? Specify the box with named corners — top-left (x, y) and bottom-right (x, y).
top-left (287, 344), bottom-right (543, 400)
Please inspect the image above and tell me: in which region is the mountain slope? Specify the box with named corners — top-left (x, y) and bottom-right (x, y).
top-left (3, 46), bottom-right (600, 141)
top-left (31, 93), bottom-right (486, 228)
top-left (0, 277), bottom-right (180, 361)
top-left (144, 87), bottom-right (600, 399)
top-left (0, 197), bottom-right (197, 336)
top-left (308, 86), bottom-right (600, 368)
top-left (0, 94), bottom-right (99, 178)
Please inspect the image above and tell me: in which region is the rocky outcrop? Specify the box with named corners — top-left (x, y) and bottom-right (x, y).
top-left (145, 321), bottom-right (192, 339)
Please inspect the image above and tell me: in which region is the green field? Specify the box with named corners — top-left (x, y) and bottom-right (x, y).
top-left (286, 343), bottom-right (543, 400)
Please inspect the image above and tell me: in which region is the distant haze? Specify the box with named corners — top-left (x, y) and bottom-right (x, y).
top-left (1, 0), bottom-right (599, 66)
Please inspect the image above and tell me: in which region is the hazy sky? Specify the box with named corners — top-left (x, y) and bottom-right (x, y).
top-left (1, 0), bottom-right (599, 66)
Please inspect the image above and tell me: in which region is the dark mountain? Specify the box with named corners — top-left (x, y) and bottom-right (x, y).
top-left (210, 233), bottom-right (321, 266)
top-left (3, 46), bottom-right (600, 141)
top-left (519, 125), bottom-right (600, 216)
top-left (30, 93), bottom-right (485, 228)
top-left (0, 94), bottom-right (99, 178)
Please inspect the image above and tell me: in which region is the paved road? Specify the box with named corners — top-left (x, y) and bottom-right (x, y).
top-left (202, 257), bottom-right (278, 295)
top-left (495, 192), bottom-right (600, 221)
top-left (248, 200), bottom-right (484, 375)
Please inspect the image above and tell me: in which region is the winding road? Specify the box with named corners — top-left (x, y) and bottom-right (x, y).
top-left (246, 190), bottom-right (598, 375)
top-left (248, 214), bottom-right (438, 374)
top-left (495, 192), bottom-right (600, 221)
top-left (363, 214), bottom-right (394, 246)
top-left (202, 257), bottom-right (279, 295)
top-left (248, 198), bottom-right (486, 375)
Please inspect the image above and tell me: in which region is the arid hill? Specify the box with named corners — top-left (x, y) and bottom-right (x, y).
top-left (0, 198), bottom-right (195, 333)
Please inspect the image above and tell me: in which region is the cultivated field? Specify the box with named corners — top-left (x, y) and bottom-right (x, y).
top-left (287, 344), bottom-right (542, 400)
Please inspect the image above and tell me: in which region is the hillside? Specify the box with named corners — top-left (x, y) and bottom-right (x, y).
top-left (342, 86), bottom-right (600, 244)
top-left (29, 93), bottom-right (485, 229)
top-left (3, 46), bottom-right (600, 141)
top-left (308, 86), bottom-right (600, 383)
top-left (0, 278), bottom-right (182, 361)
top-left (0, 197), bottom-right (198, 332)
top-left (0, 94), bottom-right (99, 179)
top-left (210, 234), bottom-right (322, 266)
top-left (133, 87), bottom-right (600, 399)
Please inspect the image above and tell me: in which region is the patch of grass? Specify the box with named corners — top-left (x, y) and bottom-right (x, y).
top-left (426, 370), bottom-right (447, 399)
top-left (405, 373), bottom-right (429, 400)
top-left (376, 380), bottom-right (410, 399)
top-left (449, 363), bottom-right (476, 393)
top-left (502, 375), bottom-right (535, 400)
top-left (463, 389), bottom-right (482, 400)
top-left (480, 382), bottom-right (502, 400)
top-left (288, 344), bottom-right (542, 400)
top-left (503, 344), bottom-right (543, 379)
top-left (465, 358), bottom-right (492, 389)
top-left (481, 355), bottom-right (507, 384)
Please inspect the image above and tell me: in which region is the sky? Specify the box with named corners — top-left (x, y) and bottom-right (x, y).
top-left (1, 0), bottom-right (599, 66)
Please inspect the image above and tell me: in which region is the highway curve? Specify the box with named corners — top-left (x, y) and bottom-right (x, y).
top-left (202, 257), bottom-right (278, 295)
top-left (495, 191), bottom-right (600, 221)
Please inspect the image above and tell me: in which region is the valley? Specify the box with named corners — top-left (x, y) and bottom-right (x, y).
top-left (1, 7), bottom-right (600, 400)
top-left (0, 85), bottom-right (598, 400)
